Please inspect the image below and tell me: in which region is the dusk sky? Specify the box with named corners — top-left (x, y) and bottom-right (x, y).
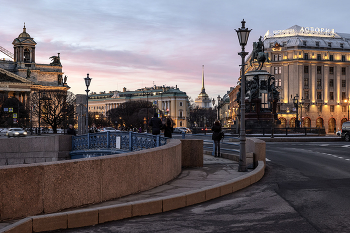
top-left (1, 0), bottom-right (349, 101)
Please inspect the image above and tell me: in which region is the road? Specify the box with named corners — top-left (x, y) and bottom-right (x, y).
top-left (48, 139), bottom-right (350, 233)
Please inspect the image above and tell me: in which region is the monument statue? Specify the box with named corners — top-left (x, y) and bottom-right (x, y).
top-left (63, 75), bottom-right (67, 84)
top-left (58, 74), bottom-right (62, 85)
top-left (26, 68), bottom-right (31, 78)
top-left (250, 36), bottom-right (270, 70)
top-left (50, 53), bottom-right (61, 66)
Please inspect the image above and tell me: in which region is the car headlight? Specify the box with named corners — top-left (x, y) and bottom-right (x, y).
top-left (15, 132), bottom-right (19, 135)
top-left (23, 132), bottom-right (27, 135)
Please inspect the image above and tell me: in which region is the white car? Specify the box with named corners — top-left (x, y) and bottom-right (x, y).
top-left (100, 127), bottom-right (120, 132)
top-left (6, 128), bottom-right (27, 138)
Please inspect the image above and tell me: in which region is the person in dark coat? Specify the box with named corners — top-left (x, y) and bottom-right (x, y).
top-left (149, 112), bottom-right (163, 135)
top-left (212, 120), bottom-right (222, 157)
top-left (163, 118), bottom-right (173, 138)
top-left (67, 124), bottom-right (76, 136)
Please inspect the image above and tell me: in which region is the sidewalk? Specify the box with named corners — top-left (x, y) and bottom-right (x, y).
top-left (0, 155), bottom-right (264, 233)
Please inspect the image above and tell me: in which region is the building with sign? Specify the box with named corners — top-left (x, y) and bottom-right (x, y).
top-left (88, 85), bottom-right (190, 128)
top-left (245, 25), bottom-right (350, 133)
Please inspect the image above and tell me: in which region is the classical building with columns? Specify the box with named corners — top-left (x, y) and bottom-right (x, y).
top-left (0, 24), bottom-right (69, 126)
top-left (246, 25), bottom-right (350, 133)
top-left (88, 85), bottom-right (190, 128)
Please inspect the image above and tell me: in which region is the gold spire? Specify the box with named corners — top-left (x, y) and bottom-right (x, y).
top-left (202, 65), bottom-right (204, 90)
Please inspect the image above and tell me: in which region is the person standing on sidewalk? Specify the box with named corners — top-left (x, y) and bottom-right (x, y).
top-left (163, 117), bottom-right (173, 138)
top-left (149, 112), bottom-right (163, 135)
top-left (212, 120), bottom-right (223, 157)
top-left (67, 124), bottom-right (76, 136)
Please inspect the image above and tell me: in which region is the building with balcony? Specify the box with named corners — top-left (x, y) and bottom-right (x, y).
top-left (246, 25), bottom-right (350, 133)
top-left (88, 85), bottom-right (190, 128)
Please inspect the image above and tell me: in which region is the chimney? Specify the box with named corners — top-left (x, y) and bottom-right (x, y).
top-left (123, 87), bottom-right (126, 92)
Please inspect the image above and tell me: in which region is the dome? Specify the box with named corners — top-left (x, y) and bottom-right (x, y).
top-left (18, 24), bottom-right (31, 38)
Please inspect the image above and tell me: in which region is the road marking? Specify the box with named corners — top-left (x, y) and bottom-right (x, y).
top-left (338, 157), bottom-right (343, 159)
top-left (319, 144), bottom-right (329, 146)
top-left (346, 159), bottom-right (350, 161)
top-left (266, 158), bottom-right (271, 162)
top-left (341, 145), bottom-right (350, 148)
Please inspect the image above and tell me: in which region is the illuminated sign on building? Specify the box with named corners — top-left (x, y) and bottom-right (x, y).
top-left (265, 26), bottom-right (336, 39)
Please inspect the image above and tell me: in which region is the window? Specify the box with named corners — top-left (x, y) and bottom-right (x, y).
top-left (317, 92), bottom-right (322, 99)
top-left (276, 79), bottom-right (282, 87)
top-left (261, 93), bottom-right (268, 108)
top-left (330, 79), bottom-right (334, 87)
top-left (330, 92), bottom-right (334, 100)
top-left (340, 43), bottom-right (344, 49)
top-left (304, 90), bottom-right (309, 99)
top-left (342, 55), bottom-right (346, 62)
top-left (317, 54), bottom-right (321, 60)
top-left (342, 80), bottom-right (346, 87)
top-left (316, 41), bottom-right (320, 47)
top-left (342, 92), bottom-right (346, 100)
top-left (273, 54), bottom-right (282, 61)
top-left (303, 41), bottom-right (307, 46)
top-left (342, 106), bottom-right (347, 112)
top-left (317, 78), bottom-right (322, 87)
top-left (317, 66), bottom-right (322, 74)
top-left (304, 53), bottom-right (308, 60)
top-left (342, 67), bottom-right (346, 75)
top-left (179, 102), bottom-right (183, 107)
top-left (330, 55), bottom-right (334, 61)
top-left (283, 42), bottom-right (287, 47)
top-left (179, 121), bottom-right (182, 126)
top-left (330, 105), bottom-right (334, 112)
top-left (329, 67), bottom-right (334, 74)
top-left (304, 66), bottom-right (309, 73)
top-left (274, 67), bottom-right (282, 74)
top-left (179, 110), bottom-right (183, 118)
top-left (328, 42), bottom-right (332, 48)
top-left (270, 43), bottom-right (274, 48)
top-left (304, 78), bottom-right (309, 87)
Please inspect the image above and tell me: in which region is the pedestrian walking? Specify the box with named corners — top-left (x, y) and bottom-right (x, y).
top-left (67, 124), bottom-right (76, 136)
top-left (164, 117), bottom-right (173, 138)
top-left (149, 112), bottom-right (163, 135)
top-left (212, 120), bottom-right (223, 157)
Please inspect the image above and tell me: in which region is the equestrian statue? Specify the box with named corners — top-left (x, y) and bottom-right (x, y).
top-left (250, 36), bottom-right (270, 70)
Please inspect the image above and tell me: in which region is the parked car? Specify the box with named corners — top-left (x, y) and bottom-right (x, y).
top-left (177, 127), bottom-right (192, 133)
top-left (6, 128), bottom-right (27, 138)
top-left (341, 121), bottom-right (350, 141)
top-left (100, 127), bottom-right (120, 132)
top-left (173, 128), bottom-right (186, 134)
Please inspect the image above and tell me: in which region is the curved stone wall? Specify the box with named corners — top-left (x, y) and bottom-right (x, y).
top-left (0, 139), bottom-right (182, 220)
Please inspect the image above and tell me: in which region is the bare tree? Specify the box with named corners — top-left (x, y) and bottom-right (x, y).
top-left (30, 90), bottom-right (76, 133)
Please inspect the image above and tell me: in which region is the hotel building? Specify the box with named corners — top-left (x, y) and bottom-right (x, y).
top-left (246, 25), bottom-right (350, 133)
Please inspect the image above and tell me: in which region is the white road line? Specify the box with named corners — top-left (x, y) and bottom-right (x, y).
top-left (266, 158), bottom-right (271, 162)
top-left (319, 144), bottom-right (329, 146)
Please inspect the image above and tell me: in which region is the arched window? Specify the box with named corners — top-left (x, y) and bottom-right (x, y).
top-left (316, 117), bottom-right (324, 128)
top-left (328, 118), bottom-right (336, 133)
top-left (304, 117), bottom-right (311, 127)
top-left (24, 48), bottom-right (30, 62)
top-left (290, 117), bottom-right (296, 128)
top-left (279, 117), bottom-right (286, 127)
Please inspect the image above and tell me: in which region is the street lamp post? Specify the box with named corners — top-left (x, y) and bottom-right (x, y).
top-left (300, 97), bottom-right (305, 127)
top-left (293, 94), bottom-right (299, 128)
top-left (217, 95), bottom-right (221, 121)
top-left (84, 74), bottom-right (92, 134)
top-left (236, 19), bottom-right (251, 172)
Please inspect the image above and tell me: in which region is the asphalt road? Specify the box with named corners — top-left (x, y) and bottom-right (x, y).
top-left (47, 140), bottom-right (350, 233)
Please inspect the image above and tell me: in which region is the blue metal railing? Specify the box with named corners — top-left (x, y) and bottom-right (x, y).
top-left (72, 131), bottom-right (167, 152)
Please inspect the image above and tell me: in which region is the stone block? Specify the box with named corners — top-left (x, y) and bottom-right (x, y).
top-left (99, 203), bottom-right (132, 224)
top-left (132, 199), bottom-right (163, 216)
top-left (6, 159), bottom-right (24, 165)
top-left (100, 154), bottom-right (140, 201)
top-left (246, 152), bottom-right (254, 168)
top-left (162, 141), bottom-right (182, 183)
top-left (220, 182), bottom-right (233, 196)
top-left (247, 138), bottom-right (266, 166)
top-left (163, 194), bottom-right (187, 212)
top-left (0, 139), bottom-right (20, 153)
top-left (186, 189), bottom-right (206, 206)
top-left (0, 218), bottom-right (32, 233)
top-left (43, 158), bottom-right (102, 213)
top-left (181, 139), bottom-right (203, 167)
top-left (205, 185), bottom-right (221, 201)
top-left (138, 149), bottom-right (164, 192)
top-left (0, 164), bottom-right (44, 220)
top-left (24, 158), bottom-right (35, 164)
top-left (67, 209), bottom-right (98, 229)
top-left (232, 174), bottom-right (251, 193)
top-left (32, 213), bottom-right (67, 232)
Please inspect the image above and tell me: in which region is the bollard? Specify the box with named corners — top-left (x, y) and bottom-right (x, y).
top-left (182, 131), bottom-right (185, 139)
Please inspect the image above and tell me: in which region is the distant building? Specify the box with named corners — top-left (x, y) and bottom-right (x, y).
top-left (88, 85), bottom-right (190, 128)
top-left (245, 25), bottom-right (350, 133)
top-left (195, 65), bottom-right (212, 108)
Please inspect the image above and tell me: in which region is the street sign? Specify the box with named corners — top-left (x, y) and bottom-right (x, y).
top-left (4, 108), bottom-right (8, 112)
top-left (9, 108), bottom-right (13, 112)
top-left (13, 113), bottom-right (17, 118)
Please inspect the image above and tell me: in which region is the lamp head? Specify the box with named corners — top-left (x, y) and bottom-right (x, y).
top-left (84, 73), bottom-right (91, 89)
top-left (235, 19), bottom-right (251, 47)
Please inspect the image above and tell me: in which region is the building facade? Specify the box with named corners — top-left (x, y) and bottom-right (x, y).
top-left (88, 85), bottom-right (190, 128)
top-left (246, 25), bottom-right (350, 133)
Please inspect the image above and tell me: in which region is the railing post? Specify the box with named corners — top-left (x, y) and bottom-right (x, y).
top-left (129, 131), bottom-right (133, 151)
top-left (107, 131), bottom-right (110, 148)
top-left (304, 127), bottom-right (307, 136)
top-left (156, 135), bottom-right (160, 147)
top-left (286, 128), bottom-right (288, 136)
top-left (182, 131), bottom-right (185, 139)
top-left (87, 133), bottom-right (90, 149)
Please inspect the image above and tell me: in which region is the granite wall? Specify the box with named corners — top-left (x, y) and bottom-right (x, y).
top-left (0, 139), bottom-right (182, 220)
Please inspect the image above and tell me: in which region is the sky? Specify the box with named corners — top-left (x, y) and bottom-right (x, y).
top-left (1, 0), bottom-right (350, 102)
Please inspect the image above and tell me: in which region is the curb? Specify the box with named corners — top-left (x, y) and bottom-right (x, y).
top-left (0, 161), bottom-right (265, 233)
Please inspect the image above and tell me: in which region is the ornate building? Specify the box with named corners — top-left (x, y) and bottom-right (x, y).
top-left (195, 65), bottom-right (212, 108)
top-left (246, 25), bottom-right (350, 133)
top-left (88, 85), bottom-right (190, 128)
top-left (0, 24), bottom-right (69, 127)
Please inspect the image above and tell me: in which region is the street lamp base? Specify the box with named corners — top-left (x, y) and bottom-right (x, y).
top-left (238, 162), bottom-right (247, 172)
